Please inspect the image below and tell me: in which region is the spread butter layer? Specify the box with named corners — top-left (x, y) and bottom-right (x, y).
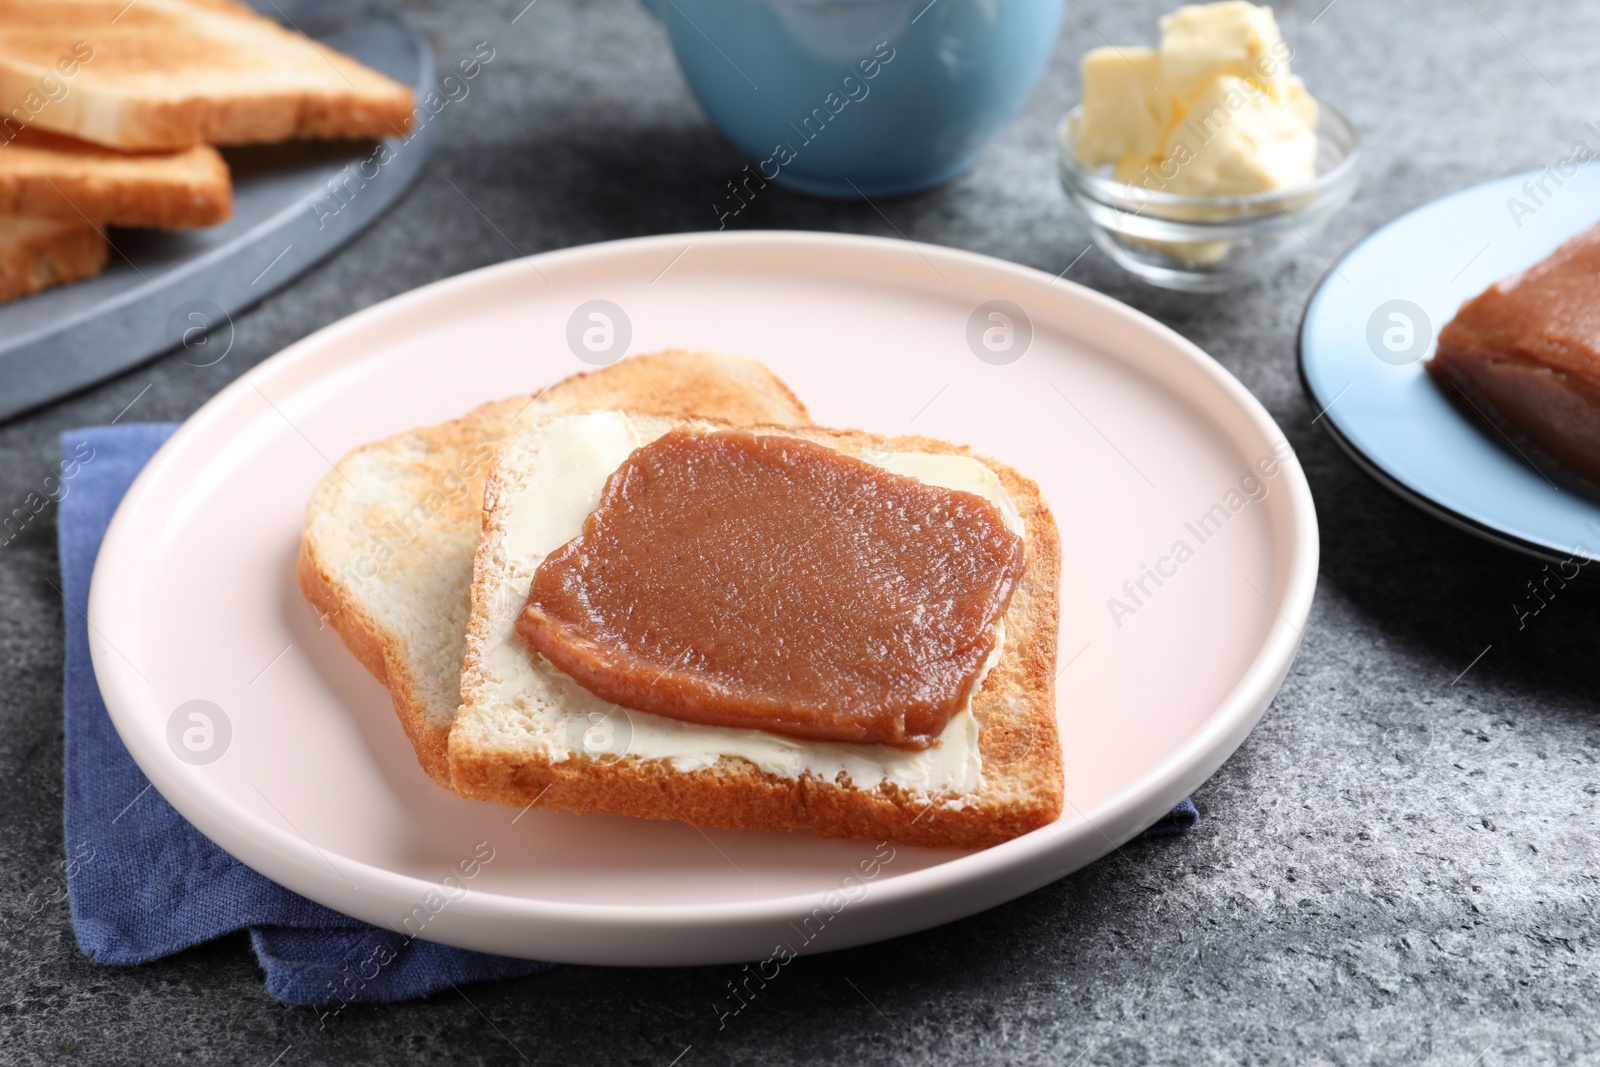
top-left (518, 429), bottom-right (1026, 749)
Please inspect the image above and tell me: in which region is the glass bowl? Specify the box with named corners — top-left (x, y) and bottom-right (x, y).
top-left (1056, 100), bottom-right (1360, 292)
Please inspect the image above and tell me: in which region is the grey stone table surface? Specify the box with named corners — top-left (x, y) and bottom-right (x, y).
top-left (3, 0), bottom-right (1598, 1063)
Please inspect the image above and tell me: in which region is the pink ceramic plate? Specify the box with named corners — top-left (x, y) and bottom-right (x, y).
top-left (89, 231), bottom-right (1316, 965)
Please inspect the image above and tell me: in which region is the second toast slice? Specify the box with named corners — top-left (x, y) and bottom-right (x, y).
top-left (0, 213), bottom-right (107, 301)
top-left (0, 0), bottom-right (415, 151)
top-left (0, 129), bottom-right (230, 227)
top-left (296, 351), bottom-right (811, 786)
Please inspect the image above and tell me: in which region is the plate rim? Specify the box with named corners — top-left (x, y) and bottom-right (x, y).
top-left (89, 230), bottom-right (1319, 963)
top-left (1297, 167), bottom-right (1600, 569)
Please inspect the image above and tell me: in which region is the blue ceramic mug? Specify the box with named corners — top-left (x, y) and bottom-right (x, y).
top-left (641, 0), bottom-right (1064, 203)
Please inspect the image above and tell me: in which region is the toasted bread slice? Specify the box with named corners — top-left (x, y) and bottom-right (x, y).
top-left (0, 0), bottom-right (414, 151)
top-left (0, 129), bottom-right (230, 227)
top-left (449, 413), bottom-right (1064, 849)
top-left (0, 213), bottom-right (107, 302)
top-left (296, 351), bottom-right (811, 786)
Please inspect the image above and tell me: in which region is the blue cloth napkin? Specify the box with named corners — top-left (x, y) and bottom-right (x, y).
top-left (1141, 796), bottom-right (1199, 836)
top-left (59, 423), bottom-right (552, 1006)
top-left (58, 422), bottom-right (1197, 1005)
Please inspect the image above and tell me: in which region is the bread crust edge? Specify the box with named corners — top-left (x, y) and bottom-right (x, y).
top-left (296, 535), bottom-right (455, 784)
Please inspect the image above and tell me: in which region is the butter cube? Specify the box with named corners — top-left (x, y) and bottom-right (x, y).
top-left (1070, 46), bottom-right (1177, 167)
top-left (1158, 1), bottom-right (1292, 104)
top-left (1154, 76), bottom-right (1317, 196)
top-left (1286, 74), bottom-right (1319, 131)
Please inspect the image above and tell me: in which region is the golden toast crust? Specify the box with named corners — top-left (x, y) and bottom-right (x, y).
top-left (0, 214), bottom-right (107, 302)
top-left (0, 130), bottom-right (231, 227)
top-left (0, 0), bottom-right (415, 151)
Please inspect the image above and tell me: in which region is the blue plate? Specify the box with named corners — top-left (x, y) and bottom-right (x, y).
top-left (1299, 165), bottom-right (1600, 567)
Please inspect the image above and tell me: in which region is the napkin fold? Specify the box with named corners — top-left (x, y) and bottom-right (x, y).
top-left (59, 422), bottom-right (552, 1005)
top-left (58, 422), bottom-right (1196, 1005)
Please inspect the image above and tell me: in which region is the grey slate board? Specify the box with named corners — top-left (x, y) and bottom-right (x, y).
top-left (0, 0), bottom-right (436, 421)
